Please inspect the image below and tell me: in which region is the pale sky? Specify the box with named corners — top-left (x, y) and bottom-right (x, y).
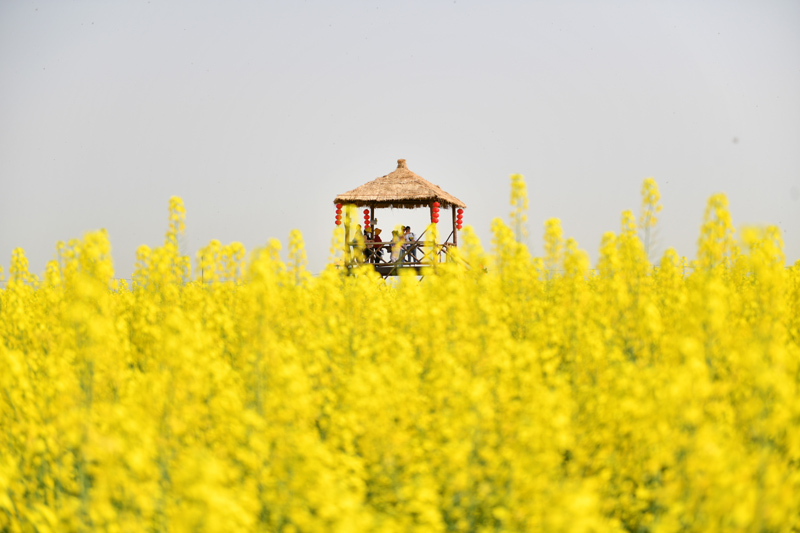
top-left (1, 0), bottom-right (798, 280)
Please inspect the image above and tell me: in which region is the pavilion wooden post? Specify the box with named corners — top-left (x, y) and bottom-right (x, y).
top-left (452, 206), bottom-right (458, 246)
top-left (343, 209), bottom-right (351, 267)
top-left (369, 204), bottom-right (375, 264)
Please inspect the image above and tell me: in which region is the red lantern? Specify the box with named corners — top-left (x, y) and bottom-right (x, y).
top-left (363, 209), bottom-right (369, 215)
top-left (456, 224), bottom-right (462, 230)
top-left (336, 208), bottom-right (342, 215)
top-left (433, 201), bottom-right (440, 208)
top-left (336, 220), bottom-right (342, 226)
top-left (336, 203), bottom-right (343, 209)
top-left (432, 207), bottom-right (439, 214)
top-left (457, 208), bottom-right (463, 214)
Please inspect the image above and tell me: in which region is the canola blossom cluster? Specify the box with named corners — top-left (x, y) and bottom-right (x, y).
top-left (1, 181), bottom-right (799, 532)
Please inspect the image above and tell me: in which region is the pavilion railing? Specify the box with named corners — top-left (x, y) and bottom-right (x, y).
top-left (345, 240), bottom-right (455, 268)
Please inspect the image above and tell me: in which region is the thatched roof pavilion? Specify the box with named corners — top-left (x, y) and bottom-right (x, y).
top-left (334, 159), bottom-right (466, 209)
top-left (333, 159), bottom-right (467, 276)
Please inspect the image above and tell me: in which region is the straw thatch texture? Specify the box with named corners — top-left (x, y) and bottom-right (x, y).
top-left (334, 159), bottom-right (467, 209)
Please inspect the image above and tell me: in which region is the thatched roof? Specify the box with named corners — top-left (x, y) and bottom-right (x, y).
top-left (333, 159), bottom-right (466, 209)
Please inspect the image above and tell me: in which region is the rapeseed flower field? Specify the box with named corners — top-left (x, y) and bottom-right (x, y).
top-left (1, 179), bottom-right (799, 532)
